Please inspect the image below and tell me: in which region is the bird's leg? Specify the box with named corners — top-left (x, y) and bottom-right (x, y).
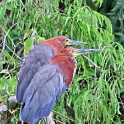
top-left (43, 112), bottom-right (55, 124)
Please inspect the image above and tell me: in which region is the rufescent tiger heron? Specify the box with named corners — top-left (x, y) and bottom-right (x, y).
top-left (17, 46), bottom-right (100, 124)
top-left (16, 36), bottom-right (86, 103)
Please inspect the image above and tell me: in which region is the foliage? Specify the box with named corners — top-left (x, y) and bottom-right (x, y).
top-left (87, 0), bottom-right (124, 46)
top-left (102, 0), bottom-right (124, 46)
top-left (0, 0), bottom-right (124, 124)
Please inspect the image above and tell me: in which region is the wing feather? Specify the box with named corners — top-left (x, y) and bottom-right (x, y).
top-left (16, 44), bottom-right (54, 102)
top-left (20, 63), bottom-right (66, 124)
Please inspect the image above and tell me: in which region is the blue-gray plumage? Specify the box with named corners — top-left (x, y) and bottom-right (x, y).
top-left (20, 63), bottom-right (66, 124)
top-left (16, 44), bottom-right (54, 103)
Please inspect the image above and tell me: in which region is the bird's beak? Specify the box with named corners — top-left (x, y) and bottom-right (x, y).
top-left (66, 39), bottom-right (87, 45)
top-left (72, 49), bottom-right (101, 56)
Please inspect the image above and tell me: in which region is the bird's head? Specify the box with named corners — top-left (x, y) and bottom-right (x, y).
top-left (56, 36), bottom-right (87, 46)
top-left (51, 47), bottom-right (101, 87)
top-left (42, 36), bottom-right (87, 51)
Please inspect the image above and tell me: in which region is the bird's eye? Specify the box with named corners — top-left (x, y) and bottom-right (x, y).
top-left (65, 39), bottom-right (69, 42)
top-left (65, 39), bottom-right (70, 45)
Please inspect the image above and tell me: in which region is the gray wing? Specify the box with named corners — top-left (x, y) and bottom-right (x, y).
top-left (20, 63), bottom-right (66, 124)
top-left (16, 44), bottom-right (54, 103)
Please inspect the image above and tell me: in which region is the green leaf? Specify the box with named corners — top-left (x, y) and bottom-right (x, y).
top-left (0, 5), bottom-right (6, 20)
top-left (24, 37), bottom-right (35, 55)
top-left (7, 0), bottom-right (14, 2)
top-left (0, 77), bottom-right (7, 90)
top-left (24, 29), bottom-right (34, 40)
top-left (3, 50), bottom-right (18, 67)
top-left (0, 61), bottom-right (5, 66)
top-left (0, 76), bottom-right (17, 95)
top-left (6, 3), bottom-right (13, 10)
top-left (8, 76), bottom-right (17, 94)
top-left (37, 37), bottom-right (45, 44)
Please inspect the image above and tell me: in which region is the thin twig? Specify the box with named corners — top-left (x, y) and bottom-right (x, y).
top-left (94, 66), bottom-right (97, 81)
top-left (5, 44), bottom-right (22, 61)
top-left (1, 23), bottom-right (17, 51)
top-left (82, 55), bottom-right (101, 69)
top-left (53, 118), bottom-right (65, 124)
top-left (0, 24), bottom-right (22, 60)
top-left (52, 110), bottom-right (75, 123)
top-left (20, 0), bottom-right (27, 9)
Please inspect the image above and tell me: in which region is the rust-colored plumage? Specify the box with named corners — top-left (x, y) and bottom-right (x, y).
top-left (39, 36), bottom-right (66, 53)
top-left (50, 47), bottom-right (77, 86)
